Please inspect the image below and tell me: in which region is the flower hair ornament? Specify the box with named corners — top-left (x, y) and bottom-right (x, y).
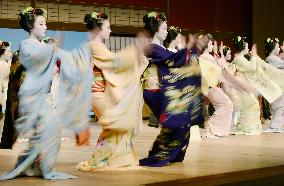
top-left (234, 36), bottom-right (246, 44)
top-left (168, 26), bottom-right (181, 33)
top-left (265, 37), bottom-right (279, 44)
top-left (19, 7), bottom-right (47, 19)
top-left (90, 11), bottom-right (106, 23)
top-left (147, 12), bottom-right (164, 23)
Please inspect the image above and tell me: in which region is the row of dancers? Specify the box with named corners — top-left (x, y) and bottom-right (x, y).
top-left (0, 8), bottom-right (284, 180)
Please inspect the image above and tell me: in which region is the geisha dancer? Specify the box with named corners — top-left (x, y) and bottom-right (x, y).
top-left (232, 36), bottom-right (284, 133)
top-left (76, 11), bottom-right (149, 171)
top-left (197, 34), bottom-right (234, 137)
top-left (0, 41), bottom-right (12, 141)
top-left (164, 26), bottom-right (205, 139)
top-left (140, 12), bottom-right (204, 167)
top-left (0, 51), bottom-right (24, 149)
top-left (0, 7), bottom-right (92, 180)
top-left (265, 38), bottom-right (284, 70)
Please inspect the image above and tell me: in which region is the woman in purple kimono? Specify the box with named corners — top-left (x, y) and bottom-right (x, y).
top-left (140, 12), bottom-right (204, 167)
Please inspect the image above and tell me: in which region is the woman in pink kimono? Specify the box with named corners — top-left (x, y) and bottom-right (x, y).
top-left (197, 34), bottom-right (233, 137)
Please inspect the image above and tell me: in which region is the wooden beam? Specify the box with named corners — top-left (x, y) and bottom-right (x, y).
top-left (0, 18), bottom-right (143, 35)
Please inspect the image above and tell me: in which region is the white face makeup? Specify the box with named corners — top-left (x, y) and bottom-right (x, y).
top-left (207, 40), bottom-right (213, 52)
top-left (31, 15), bottom-right (47, 39)
top-left (243, 42), bottom-right (249, 54)
top-left (271, 43), bottom-right (280, 55)
top-left (225, 49), bottom-right (232, 61)
top-left (99, 19), bottom-right (111, 40)
top-left (155, 21), bottom-right (168, 42)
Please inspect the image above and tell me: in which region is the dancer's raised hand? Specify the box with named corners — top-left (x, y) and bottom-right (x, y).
top-left (251, 44), bottom-right (257, 56)
top-left (187, 33), bottom-right (197, 49)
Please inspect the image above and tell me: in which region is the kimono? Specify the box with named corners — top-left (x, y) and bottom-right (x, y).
top-left (0, 61), bottom-right (25, 149)
top-left (199, 53), bottom-right (233, 137)
top-left (233, 71), bottom-right (262, 135)
top-left (233, 55), bottom-right (284, 130)
top-left (140, 44), bottom-right (204, 167)
top-left (266, 55), bottom-right (284, 70)
top-left (0, 59), bottom-right (11, 141)
top-left (76, 40), bottom-right (148, 171)
top-left (0, 38), bottom-right (92, 180)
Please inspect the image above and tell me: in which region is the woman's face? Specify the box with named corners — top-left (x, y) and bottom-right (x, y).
top-left (99, 19), bottom-right (111, 40)
top-left (225, 49), bottom-right (232, 61)
top-left (207, 40), bottom-right (213, 52)
top-left (271, 43), bottom-right (280, 55)
top-left (156, 21), bottom-right (168, 42)
top-left (243, 42), bottom-right (249, 54)
top-left (31, 15), bottom-right (47, 39)
top-left (1, 47), bottom-right (12, 62)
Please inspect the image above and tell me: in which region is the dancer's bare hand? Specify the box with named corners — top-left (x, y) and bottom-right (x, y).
top-left (280, 41), bottom-right (284, 51)
top-left (187, 33), bottom-right (197, 49)
top-left (213, 40), bottom-right (218, 54)
top-left (54, 31), bottom-right (64, 48)
top-left (219, 41), bottom-right (224, 58)
top-left (251, 44), bottom-right (257, 56)
top-left (92, 82), bottom-right (105, 92)
top-left (135, 32), bottom-right (150, 56)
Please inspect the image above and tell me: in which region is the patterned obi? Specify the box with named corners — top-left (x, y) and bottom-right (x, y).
top-left (93, 65), bottom-right (106, 92)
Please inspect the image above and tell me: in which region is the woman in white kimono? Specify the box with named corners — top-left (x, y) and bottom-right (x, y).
top-left (265, 38), bottom-right (284, 70)
top-left (232, 36), bottom-right (284, 133)
top-left (76, 12), bottom-right (149, 171)
top-left (263, 38), bottom-right (284, 131)
top-left (0, 41), bottom-right (12, 141)
top-left (0, 7), bottom-right (92, 180)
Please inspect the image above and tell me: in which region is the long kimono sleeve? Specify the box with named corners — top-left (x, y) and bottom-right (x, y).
top-left (233, 56), bottom-right (257, 73)
top-left (148, 45), bottom-right (187, 68)
top-left (56, 44), bottom-right (92, 134)
top-left (16, 41), bottom-right (56, 135)
top-left (266, 56), bottom-right (284, 69)
top-left (90, 41), bottom-right (140, 87)
top-left (257, 56), bottom-right (284, 91)
top-left (198, 56), bottom-right (222, 96)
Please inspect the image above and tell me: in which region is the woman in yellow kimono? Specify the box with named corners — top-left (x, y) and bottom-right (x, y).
top-left (77, 12), bottom-right (149, 171)
top-left (232, 36), bottom-right (284, 133)
top-left (197, 34), bottom-right (233, 137)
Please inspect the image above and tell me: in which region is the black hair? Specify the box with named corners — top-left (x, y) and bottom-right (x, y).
top-left (0, 41), bottom-right (10, 57)
top-left (84, 12), bottom-right (109, 30)
top-left (143, 12), bottom-right (167, 37)
top-left (198, 34), bottom-right (213, 52)
top-left (233, 36), bottom-right (246, 52)
top-left (19, 7), bottom-right (47, 32)
top-left (264, 38), bottom-right (279, 57)
top-left (164, 26), bottom-right (181, 48)
top-left (244, 54), bottom-right (251, 61)
top-left (11, 51), bottom-right (19, 64)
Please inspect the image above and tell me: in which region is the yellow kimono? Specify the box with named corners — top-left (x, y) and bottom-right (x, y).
top-left (198, 54), bottom-right (222, 96)
top-left (232, 55), bottom-right (283, 104)
top-left (77, 40), bottom-right (148, 170)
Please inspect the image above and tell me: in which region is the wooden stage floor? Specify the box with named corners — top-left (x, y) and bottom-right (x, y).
top-left (1, 123), bottom-right (284, 186)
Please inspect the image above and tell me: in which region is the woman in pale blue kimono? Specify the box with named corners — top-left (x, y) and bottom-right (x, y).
top-left (0, 7), bottom-right (92, 180)
top-left (263, 38), bottom-right (284, 131)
